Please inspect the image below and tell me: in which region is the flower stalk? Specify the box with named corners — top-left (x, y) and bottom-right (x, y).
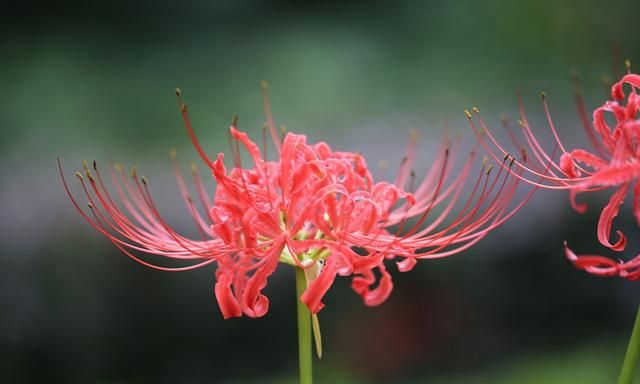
top-left (619, 303), bottom-right (640, 384)
top-left (296, 267), bottom-right (313, 384)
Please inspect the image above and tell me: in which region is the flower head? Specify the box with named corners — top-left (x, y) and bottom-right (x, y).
top-left (468, 70), bottom-right (640, 280)
top-left (60, 86), bottom-right (529, 318)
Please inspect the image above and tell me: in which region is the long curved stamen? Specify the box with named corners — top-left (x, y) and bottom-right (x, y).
top-left (189, 162), bottom-right (214, 221)
top-left (572, 72), bottom-right (609, 157)
top-left (468, 109), bottom-right (582, 189)
top-left (260, 80), bottom-right (282, 153)
top-left (59, 158), bottom-right (223, 263)
top-left (176, 89), bottom-right (217, 170)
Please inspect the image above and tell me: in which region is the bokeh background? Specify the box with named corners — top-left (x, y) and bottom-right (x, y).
top-left (2, 0), bottom-right (640, 382)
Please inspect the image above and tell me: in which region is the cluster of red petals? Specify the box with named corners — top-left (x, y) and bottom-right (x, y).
top-left (210, 128), bottom-right (417, 317)
top-left (470, 73), bottom-right (640, 281)
top-left (60, 93), bottom-right (529, 319)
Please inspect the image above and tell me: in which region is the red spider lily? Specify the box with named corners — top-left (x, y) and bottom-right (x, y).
top-left (59, 86), bottom-right (531, 319)
top-left (468, 72), bottom-right (640, 281)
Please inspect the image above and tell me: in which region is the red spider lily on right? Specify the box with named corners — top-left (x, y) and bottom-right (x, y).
top-left (467, 70), bottom-right (640, 281)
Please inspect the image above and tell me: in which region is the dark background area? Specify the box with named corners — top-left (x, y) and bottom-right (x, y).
top-left (1, 0), bottom-right (639, 382)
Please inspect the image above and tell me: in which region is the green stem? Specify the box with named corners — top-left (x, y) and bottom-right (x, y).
top-left (295, 267), bottom-right (313, 384)
top-left (619, 303), bottom-right (640, 384)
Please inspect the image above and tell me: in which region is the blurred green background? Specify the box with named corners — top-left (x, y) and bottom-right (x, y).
top-left (2, 0), bottom-right (640, 382)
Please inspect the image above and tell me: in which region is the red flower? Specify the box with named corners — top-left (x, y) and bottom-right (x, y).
top-left (468, 73), bottom-right (640, 280)
top-left (60, 88), bottom-right (529, 319)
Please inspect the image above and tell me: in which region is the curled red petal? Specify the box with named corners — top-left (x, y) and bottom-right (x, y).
top-left (621, 265), bottom-right (640, 281)
top-left (396, 257), bottom-right (417, 272)
top-left (612, 74), bottom-right (640, 100)
top-left (300, 258), bottom-right (339, 314)
top-left (560, 153), bottom-right (580, 178)
top-left (569, 188), bottom-right (587, 214)
top-left (214, 271), bottom-right (242, 319)
top-left (597, 184), bottom-right (628, 251)
top-left (564, 242), bottom-right (620, 277)
top-left (351, 263), bottom-right (394, 307)
top-left (240, 238), bottom-right (286, 317)
top-left (588, 163), bottom-right (640, 187)
top-left (569, 149), bottom-right (608, 170)
top-left (230, 126), bottom-right (262, 164)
